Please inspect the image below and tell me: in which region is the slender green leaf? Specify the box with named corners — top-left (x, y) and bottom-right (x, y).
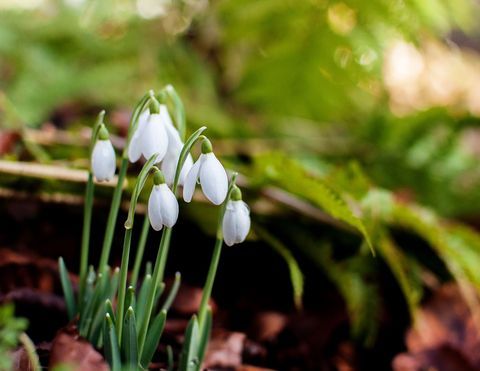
top-left (103, 314), bottom-right (121, 371)
top-left (197, 307), bottom-right (212, 366)
top-left (122, 307), bottom-right (138, 369)
top-left (254, 227), bottom-right (304, 309)
top-left (178, 315), bottom-right (200, 371)
top-left (162, 272), bottom-right (181, 312)
top-left (135, 274), bottom-right (152, 326)
top-left (140, 310), bottom-right (167, 368)
top-left (58, 257), bottom-right (76, 320)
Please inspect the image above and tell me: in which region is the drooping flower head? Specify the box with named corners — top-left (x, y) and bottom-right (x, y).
top-left (128, 97), bottom-right (168, 164)
top-left (159, 104), bottom-right (193, 186)
top-left (91, 124), bottom-right (116, 182)
top-left (222, 185), bottom-right (251, 246)
top-left (183, 138), bottom-right (228, 205)
top-left (148, 168), bottom-right (179, 231)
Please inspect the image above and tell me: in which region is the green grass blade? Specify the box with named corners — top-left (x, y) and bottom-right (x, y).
top-left (125, 286), bottom-right (136, 313)
top-left (58, 257), bottom-right (76, 320)
top-left (135, 274), bottom-right (152, 326)
top-left (197, 307), bottom-right (212, 366)
top-left (104, 314), bottom-right (121, 371)
top-left (161, 272), bottom-right (181, 312)
top-left (140, 309), bottom-right (167, 369)
top-left (167, 345), bottom-right (174, 371)
top-left (178, 315), bottom-right (200, 371)
top-left (123, 307), bottom-right (138, 369)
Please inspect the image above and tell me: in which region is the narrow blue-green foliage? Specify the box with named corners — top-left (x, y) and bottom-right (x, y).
top-left (197, 307), bottom-right (212, 366)
top-left (135, 274), bottom-right (152, 327)
top-left (140, 309), bottom-right (167, 368)
top-left (162, 272), bottom-right (181, 312)
top-left (178, 316), bottom-right (200, 371)
top-left (104, 314), bottom-right (121, 371)
top-left (58, 257), bottom-right (76, 320)
top-left (167, 345), bottom-right (174, 371)
top-left (122, 307), bottom-right (138, 370)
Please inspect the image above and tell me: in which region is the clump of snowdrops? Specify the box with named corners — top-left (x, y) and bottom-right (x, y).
top-left (59, 87), bottom-right (250, 371)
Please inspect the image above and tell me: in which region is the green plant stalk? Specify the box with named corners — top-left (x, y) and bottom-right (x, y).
top-left (97, 92), bottom-right (152, 273)
top-left (198, 235), bottom-right (222, 330)
top-left (137, 127), bottom-right (207, 357)
top-left (79, 110), bottom-right (105, 301)
top-left (116, 153), bottom-right (159, 344)
top-left (198, 173), bottom-right (238, 331)
top-left (137, 228), bottom-right (172, 356)
top-left (115, 227), bottom-right (132, 344)
top-left (98, 156), bottom-right (128, 272)
top-left (130, 215), bottom-right (150, 287)
top-left (79, 172), bottom-right (95, 303)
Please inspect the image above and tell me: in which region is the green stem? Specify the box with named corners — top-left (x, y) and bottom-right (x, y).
top-left (198, 235), bottom-right (223, 329)
top-left (115, 227), bottom-right (132, 344)
top-left (137, 227), bottom-right (172, 357)
top-left (79, 172), bottom-right (95, 305)
top-left (98, 156), bottom-right (128, 272)
top-left (198, 173), bottom-right (238, 330)
top-left (137, 127), bottom-right (207, 357)
top-left (130, 215), bottom-right (150, 287)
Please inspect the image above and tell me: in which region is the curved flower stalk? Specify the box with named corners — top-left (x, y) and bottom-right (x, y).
top-left (91, 124), bottom-right (116, 182)
top-left (183, 138), bottom-right (228, 205)
top-left (148, 169), bottom-right (179, 231)
top-left (222, 186), bottom-right (251, 246)
top-left (137, 126), bottom-right (207, 361)
top-left (97, 91), bottom-right (153, 272)
top-left (180, 174), bottom-right (252, 370)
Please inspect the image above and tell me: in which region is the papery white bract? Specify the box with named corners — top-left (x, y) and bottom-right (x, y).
top-left (160, 105), bottom-right (193, 185)
top-left (148, 183), bottom-right (179, 231)
top-left (183, 153), bottom-right (228, 205)
top-left (128, 110), bottom-right (168, 163)
top-left (222, 200), bottom-right (251, 246)
top-left (91, 139), bottom-right (116, 182)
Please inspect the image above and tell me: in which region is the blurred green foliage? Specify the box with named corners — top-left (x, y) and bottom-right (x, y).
top-left (0, 304), bottom-right (27, 370)
top-left (2, 0), bottom-right (480, 346)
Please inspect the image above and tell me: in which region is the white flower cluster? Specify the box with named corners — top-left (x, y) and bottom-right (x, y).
top-left (90, 99), bottom-right (250, 246)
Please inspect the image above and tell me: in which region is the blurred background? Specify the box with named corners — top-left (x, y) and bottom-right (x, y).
top-left (2, 0), bottom-right (480, 370)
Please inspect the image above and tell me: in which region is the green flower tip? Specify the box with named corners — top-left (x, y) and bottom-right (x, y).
top-left (127, 306), bottom-right (134, 314)
top-left (157, 90), bottom-right (168, 104)
top-left (149, 96), bottom-right (161, 114)
top-left (153, 168), bottom-right (165, 185)
top-left (98, 124), bottom-right (109, 140)
top-left (230, 185), bottom-right (242, 201)
top-left (201, 138), bottom-right (213, 154)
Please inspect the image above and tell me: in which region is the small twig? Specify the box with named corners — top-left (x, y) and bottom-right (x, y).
top-left (19, 333), bottom-right (40, 371)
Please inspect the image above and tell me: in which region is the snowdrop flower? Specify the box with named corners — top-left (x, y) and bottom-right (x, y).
top-left (148, 169), bottom-right (179, 231)
top-left (128, 99), bottom-right (168, 164)
top-left (159, 104), bottom-right (193, 186)
top-left (91, 125), bottom-right (116, 182)
top-left (183, 138), bottom-right (228, 205)
top-left (223, 186), bottom-right (250, 246)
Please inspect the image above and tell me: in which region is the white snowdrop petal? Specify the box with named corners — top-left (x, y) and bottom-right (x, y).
top-left (141, 113), bottom-right (168, 162)
top-left (222, 202), bottom-right (237, 246)
top-left (199, 153), bottom-right (228, 205)
top-left (160, 105), bottom-right (177, 135)
top-left (158, 184), bottom-right (179, 228)
top-left (92, 140), bottom-right (116, 182)
top-left (178, 153), bottom-right (194, 186)
top-left (161, 150), bottom-right (177, 186)
top-left (148, 186), bottom-right (163, 231)
top-left (128, 110), bottom-right (149, 163)
top-left (235, 201), bottom-right (251, 243)
top-left (183, 155), bottom-right (203, 203)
